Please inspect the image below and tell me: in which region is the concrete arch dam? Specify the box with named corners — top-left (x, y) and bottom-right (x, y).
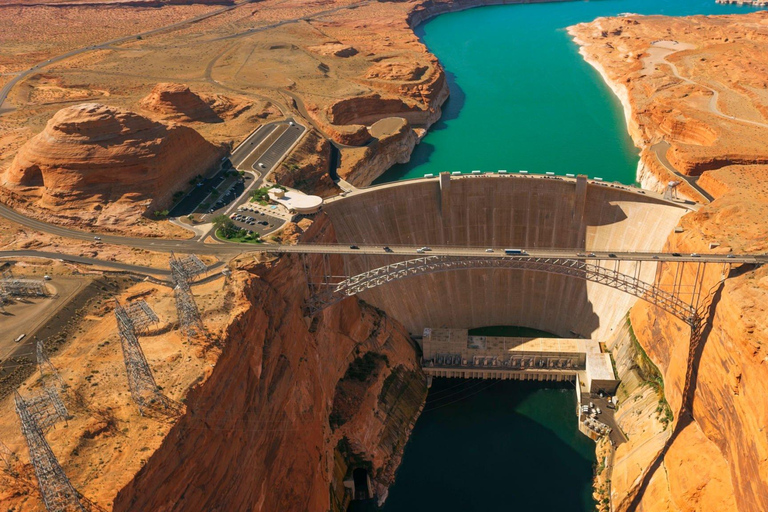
top-left (317, 175), bottom-right (691, 339)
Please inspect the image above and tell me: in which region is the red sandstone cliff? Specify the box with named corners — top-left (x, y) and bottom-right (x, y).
top-left (570, 13), bottom-right (768, 512)
top-left (112, 217), bottom-right (427, 511)
top-left (337, 117), bottom-right (418, 186)
top-left (271, 130), bottom-right (338, 197)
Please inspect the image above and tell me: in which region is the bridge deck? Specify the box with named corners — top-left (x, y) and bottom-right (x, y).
top-left (262, 244), bottom-right (767, 264)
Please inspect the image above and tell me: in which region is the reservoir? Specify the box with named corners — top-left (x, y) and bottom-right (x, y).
top-left (376, 0), bottom-right (759, 185)
top-left (372, 1), bottom-right (760, 510)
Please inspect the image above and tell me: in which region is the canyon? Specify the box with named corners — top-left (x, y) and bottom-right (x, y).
top-left (570, 12), bottom-right (768, 512)
top-left (1, 1), bottom-right (768, 512)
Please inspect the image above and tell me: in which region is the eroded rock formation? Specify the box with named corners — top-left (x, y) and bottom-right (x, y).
top-left (113, 217), bottom-right (427, 511)
top-left (270, 130), bottom-right (338, 197)
top-left (337, 117), bottom-right (418, 186)
top-left (140, 82), bottom-right (252, 122)
top-left (0, 103), bottom-right (224, 229)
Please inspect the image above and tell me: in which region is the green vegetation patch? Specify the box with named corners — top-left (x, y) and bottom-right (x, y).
top-left (249, 185), bottom-right (286, 205)
top-left (212, 215), bottom-right (261, 244)
top-left (345, 352), bottom-right (389, 382)
top-left (626, 314), bottom-right (673, 428)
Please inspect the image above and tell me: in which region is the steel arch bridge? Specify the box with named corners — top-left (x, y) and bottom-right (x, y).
top-left (304, 255), bottom-right (720, 326)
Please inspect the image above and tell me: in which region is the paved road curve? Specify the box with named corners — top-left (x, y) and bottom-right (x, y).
top-left (0, 250), bottom-right (225, 276)
top-left (0, 0), bottom-right (258, 113)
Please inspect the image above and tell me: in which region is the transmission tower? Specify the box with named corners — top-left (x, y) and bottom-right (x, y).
top-left (169, 253), bottom-right (205, 339)
top-left (24, 386), bottom-right (70, 432)
top-left (14, 391), bottom-right (85, 512)
top-left (37, 340), bottom-right (65, 387)
top-left (123, 299), bottom-right (159, 335)
top-left (169, 253), bottom-right (207, 282)
top-left (0, 439), bottom-right (16, 476)
top-left (114, 299), bottom-right (167, 414)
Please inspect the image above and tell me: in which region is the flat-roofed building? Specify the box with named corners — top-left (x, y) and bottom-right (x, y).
top-left (420, 328), bottom-right (619, 393)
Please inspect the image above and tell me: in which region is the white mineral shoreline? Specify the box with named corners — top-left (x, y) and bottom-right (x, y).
top-left (567, 27), bottom-right (661, 189)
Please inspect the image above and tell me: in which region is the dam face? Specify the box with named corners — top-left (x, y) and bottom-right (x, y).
top-left (324, 175), bottom-right (689, 338)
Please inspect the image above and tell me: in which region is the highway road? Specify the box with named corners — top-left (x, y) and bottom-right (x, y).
top-left (651, 141), bottom-right (714, 203)
top-left (257, 244), bottom-right (768, 265)
top-left (1, 196), bottom-right (766, 265)
top-left (0, 250), bottom-right (224, 276)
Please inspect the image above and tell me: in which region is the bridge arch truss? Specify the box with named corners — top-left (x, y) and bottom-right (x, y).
top-left (305, 255), bottom-right (711, 326)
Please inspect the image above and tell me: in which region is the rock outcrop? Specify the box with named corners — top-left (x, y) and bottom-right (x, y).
top-left (337, 117), bottom-right (418, 186)
top-left (113, 216), bottom-right (426, 511)
top-left (307, 42), bottom-right (358, 57)
top-left (1, 103), bottom-right (224, 225)
top-left (270, 130), bottom-right (338, 197)
top-left (140, 82), bottom-right (252, 122)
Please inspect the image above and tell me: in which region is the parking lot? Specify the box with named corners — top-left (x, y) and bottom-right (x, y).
top-left (229, 203), bottom-right (286, 237)
top-left (169, 165), bottom-right (230, 218)
top-left (169, 118), bottom-right (306, 240)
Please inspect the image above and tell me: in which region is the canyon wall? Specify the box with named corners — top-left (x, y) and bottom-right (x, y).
top-left (324, 175), bottom-right (688, 339)
top-left (113, 218), bottom-right (427, 511)
top-left (337, 117), bottom-right (418, 187)
top-left (570, 13), bottom-right (768, 512)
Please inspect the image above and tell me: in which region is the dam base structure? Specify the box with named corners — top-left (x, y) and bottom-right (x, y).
top-left (296, 173), bottom-right (761, 449)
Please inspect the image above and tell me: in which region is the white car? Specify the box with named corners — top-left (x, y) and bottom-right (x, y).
top-left (485, 248), bottom-right (493, 253)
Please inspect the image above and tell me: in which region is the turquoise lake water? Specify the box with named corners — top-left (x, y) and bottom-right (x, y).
top-left (371, 2), bottom-right (762, 511)
top-left (376, 0), bottom-right (761, 185)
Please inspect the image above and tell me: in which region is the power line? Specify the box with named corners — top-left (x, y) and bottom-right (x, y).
top-left (114, 299), bottom-right (175, 416)
top-left (170, 253), bottom-right (205, 340)
top-left (37, 340), bottom-right (64, 387)
top-left (14, 390), bottom-right (84, 512)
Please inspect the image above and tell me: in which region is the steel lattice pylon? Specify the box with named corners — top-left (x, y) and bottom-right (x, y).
top-left (14, 392), bottom-right (84, 512)
top-left (305, 255), bottom-right (707, 326)
top-left (169, 253), bottom-right (205, 339)
top-left (123, 300), bottom-right (159, 335)
top-left (37, 340), bottom-right (64, 387)
top-left (24, 386), bottom-right (70, 433)
top-left (114, 300), bottom-right (164, 414)
top-left (0, 269), bottom-right (48, 298)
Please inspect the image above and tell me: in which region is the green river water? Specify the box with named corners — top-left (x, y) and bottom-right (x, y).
top-left (372, 1), bottom-right (761, 510)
